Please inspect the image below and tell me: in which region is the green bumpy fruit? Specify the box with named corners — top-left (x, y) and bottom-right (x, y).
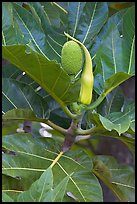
top-left (61, 40), bottom-right (83, 75)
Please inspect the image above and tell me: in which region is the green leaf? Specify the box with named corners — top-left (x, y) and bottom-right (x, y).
top-left (2, 109), bottom-right (61, 136)
top-left (3, 2), bottom-right (66, 101)
top-left (86, 110), bottom-right (135, 154)
top-left (2, 107), bottom-right (71, 132)
top-left (2, 174), bottom-right (23, 202)
top-left (86, 102), bottom-right (135, 137)
top-left (115, 135), bottom-right (135, 155)
top-left (2, 174), bottom-right (23, 191)
top-left (99, 102), bottom-right (135, 135)
top-left (29, 2), bottom-right (67, 39)
top-left (2, 63), bottom-right (42, 93)
top-left (2, 2), bottom-right (57, 61)
top-left (104, 87), bottom-right (124, 114)
top-left (2, 63), bottom-right (22, 79)
top-left (122, 6), bottom-right (135, 75)
top-left (130, 121), bottom-right (135, 132)
top-left (2, 45), bottom-right (80, 105)
top-left (91, 8), bottom-right (127, 56)
top-left (52, 175), bottom-right (70, 202)
top-left (2, 78), bottom-right (49, 118)
top-left (2, 134), bottom-right (55, 191)
top-left (86, 110), bottom-right (102, 128)
top-left (94, 6), bottom-right (135, 94)
top-left (89, 73), bottom-right (131, 111)
top-left (49, 109), bottom-right (71, 129)
top-left (17, 169), bottom-right (70, 202)
top-left (17, 167), bottom-right (53, 202)
top-left (2, 192), bottom-right (14, 202)
top-left (97, 87), bottom-right (124, 116)
top-left (123, 102), bottom-right (135, 132)
top-left (3, 109), bottom-right (45, 123)
top-left (2, 2), bottom-right (68, 63)
top-left (2, 134), bottom-right (103, 202)
top-left (94, 67), bottom-right (131, 96)
top-left (68, 2), bottom-right (108, 47)
top-left (2, 2), bottom-right (24, 45)
top-left (92, 155), bottom-right (135, 202)
top-left (2, 120), bottom-right (20, 136)
top-left (26, 2), bottom-right (67, 63)
top-left (99, 114), bottom-right (130, 136)
top-left (104, 72), bottom-right (131, 95)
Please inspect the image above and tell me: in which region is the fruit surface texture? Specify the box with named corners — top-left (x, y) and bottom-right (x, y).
top-left (61, 40), bottom-right (83, 75)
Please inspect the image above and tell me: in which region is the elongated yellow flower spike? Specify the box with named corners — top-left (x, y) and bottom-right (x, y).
top-left (64, 32), bottom-right (94, 105)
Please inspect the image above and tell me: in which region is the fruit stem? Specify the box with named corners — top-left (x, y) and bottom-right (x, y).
top-left (62, 105), bottom-right (79, 119)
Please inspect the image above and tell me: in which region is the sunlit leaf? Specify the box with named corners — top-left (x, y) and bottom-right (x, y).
top-left (2, 45), bottom-right (80, 105)
top-left (17, 167), bottom-right (53, 202)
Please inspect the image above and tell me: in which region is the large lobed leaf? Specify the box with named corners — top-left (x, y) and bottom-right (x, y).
top-left (2, 2), bottom-right (62, 61)
top-left (2, 3), bottom-right (135, 103)
top-left (28, 2), bottom-right (67, 61)
top-left (99, 102), bottom-right (135, 135)
top-left (2, 45), bottom-right (80, 105)
top-left (2, 109), bottom-right (47, 124)
top-left (2, 2), bottom-right (80, 106)
top-left (68, 2), bottom-right (108, 47)
top-left (87, 102), bottom-right (135, 135)
top-left (86, 104), bottom-right (135, 155)
top-left (2, 134), bottom-right (103, 202)
top-left (2, 64), bottom-right (71, 128)
top-left (2, 2), bottom-right (109, 107)
top-left (2, 1), bottom-right (66, 63)
top-left (17, 167), bottom-right (70, 202)
top-left (94, 6), bottom-right (135, 95)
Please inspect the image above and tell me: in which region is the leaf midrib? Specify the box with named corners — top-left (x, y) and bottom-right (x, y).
top-left (82, 2), bottom-right (97, 44)
top-left (3, 148), bottom-right (87, 201)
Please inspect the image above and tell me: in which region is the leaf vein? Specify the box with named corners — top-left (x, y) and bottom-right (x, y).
top-left (57, 162), bottom-right (86, 201)
top-left (73, 2), bottom-right (80, 37)
top-left (47, 34), bottom-right (63, 47)
top-left (2, 92), bottom-right (17, 109)
top-left (51, 70), bottom-right (63, 91)
top-left (128, 34), bottom-right (135, 74)
top-left (15, 10), bottom-right (47, 57)
top-left (82, 2), bottom-right (97, 44)
top-left (17, 86), bottom-right (34, 111)
top-left (2, 31), bottom-right (6, 45)
top-left (112, 181), bottom-right (135, 189)
top-left (47, 40), bottom-right (61, 58)
top-left (112, 31), bottom-right (117, 73)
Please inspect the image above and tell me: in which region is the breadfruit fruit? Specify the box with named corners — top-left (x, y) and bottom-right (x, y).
top-left (61, 40), bottom-right (83, 75)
